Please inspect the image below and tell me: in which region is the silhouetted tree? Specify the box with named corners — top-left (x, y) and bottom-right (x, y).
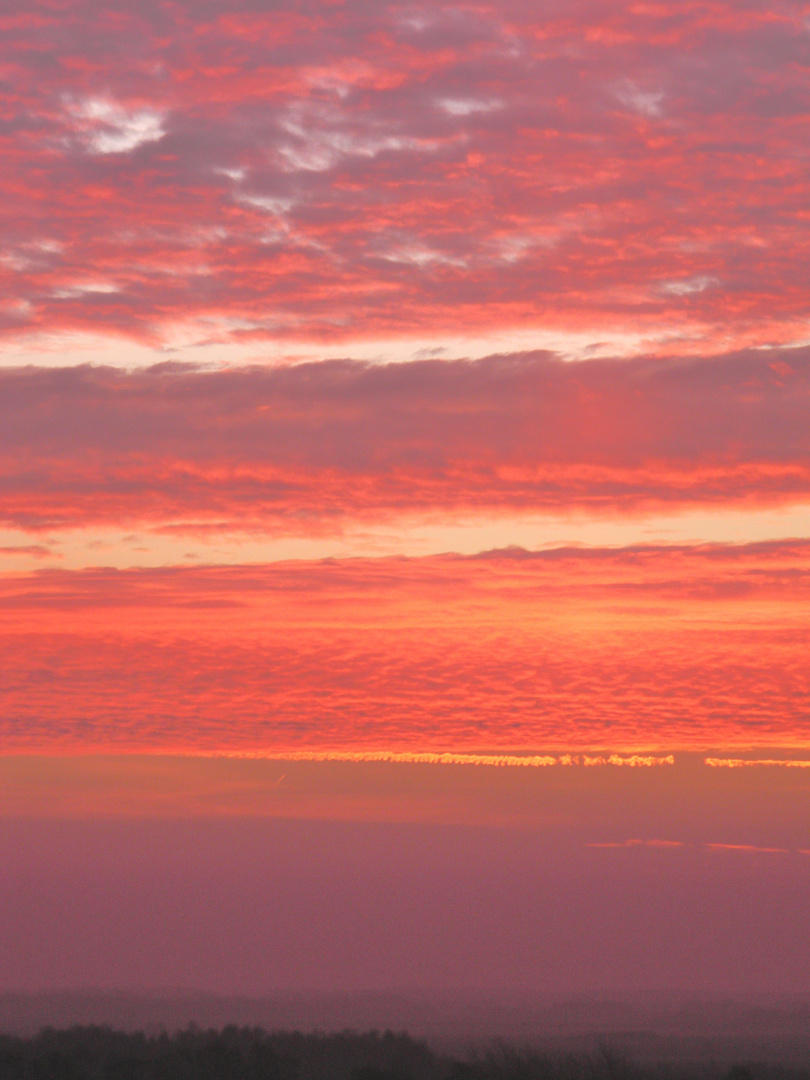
top-left (0, 1027), bottom-right (804, 1080)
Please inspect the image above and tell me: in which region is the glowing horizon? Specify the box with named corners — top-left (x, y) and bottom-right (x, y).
top-left (1, 0), bottom-right (808, 998)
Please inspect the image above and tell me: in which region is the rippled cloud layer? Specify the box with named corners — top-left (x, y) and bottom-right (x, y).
top-left (1, 540), bottom-right (808, 753)
top-left (1, 0), bottom-right (808, 357)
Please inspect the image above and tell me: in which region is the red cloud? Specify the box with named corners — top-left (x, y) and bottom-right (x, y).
top-left (1, 540), bottom-right (808, 753)
top-left (0, 1), bottom-right (807, 350)
top-left (0, 349), bottom-right (808, 530)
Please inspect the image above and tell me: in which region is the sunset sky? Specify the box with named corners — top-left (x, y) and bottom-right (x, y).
top-left (1, 0), bottom-right (809, 1000)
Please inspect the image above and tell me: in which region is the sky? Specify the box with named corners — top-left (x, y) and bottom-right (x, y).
top-left (0, 0), bottom-right (809, 1002)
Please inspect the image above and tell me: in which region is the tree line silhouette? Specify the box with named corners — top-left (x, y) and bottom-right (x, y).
top-left (0, 1027), bottom-right (803, 1080)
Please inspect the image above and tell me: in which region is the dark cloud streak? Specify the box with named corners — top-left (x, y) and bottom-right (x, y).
top-left (0, 349), bottom-right (808, 529)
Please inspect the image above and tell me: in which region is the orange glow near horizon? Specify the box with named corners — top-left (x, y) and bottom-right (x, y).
top-left (188, 751), bottom-right (677, 766)
top-left (705, 758), bottom-right (810, 768)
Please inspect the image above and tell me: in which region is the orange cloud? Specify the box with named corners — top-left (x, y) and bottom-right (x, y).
top-left (200, 750), bottom-right (674, 766)
top-left (705, 758), bottom-right (810, 768)
top-left (0, 541), bottom-right (807, 754)
top-left (586, 839), bottom-right (684, 848)
top-left (704, 843), bottom-right (790, 854)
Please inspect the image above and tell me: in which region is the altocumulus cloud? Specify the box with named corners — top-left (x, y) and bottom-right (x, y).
top-left (0, 348), bottom-right (808, 531)
top-left (0, 0), bottom-right (808, 351)
top-left (0, 541), bottom-right (807, 753)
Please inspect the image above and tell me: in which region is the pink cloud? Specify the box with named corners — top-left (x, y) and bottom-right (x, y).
top-left (0, 1), bottom-right (807, 349)
top-left (0, 544), bottom-right (53, 557)
top-left (704, 843), bottom-right (790, 854)
top-left (0, 348), bottom-right (809, 530)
